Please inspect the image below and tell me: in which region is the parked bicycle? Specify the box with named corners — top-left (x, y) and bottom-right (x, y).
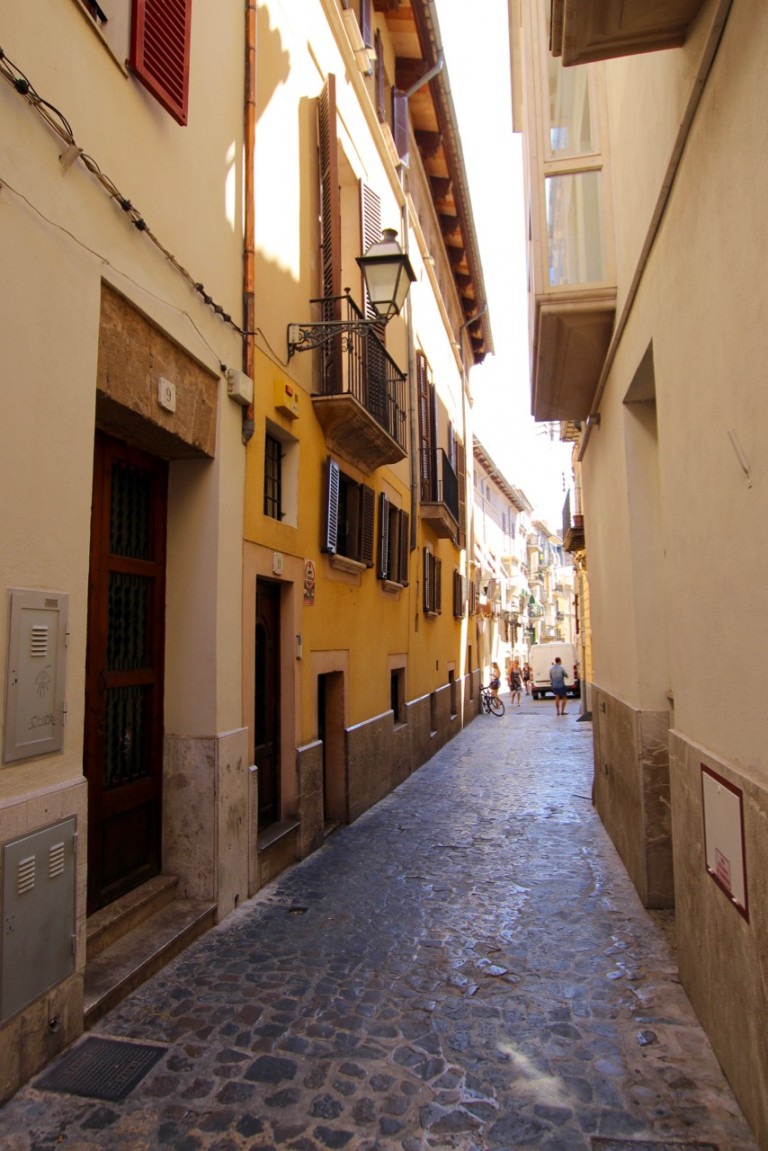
top-left (480, 684), bottom-right (505, 716)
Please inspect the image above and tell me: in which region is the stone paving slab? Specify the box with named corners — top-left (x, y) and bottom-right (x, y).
top-left (0, 693), bottom-right (759, 1150)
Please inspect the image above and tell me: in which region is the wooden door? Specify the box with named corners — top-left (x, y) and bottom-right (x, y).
top-left (85, 433), bottom-right (167, 913)
top-left (254, 579), bottom-right (281, 829)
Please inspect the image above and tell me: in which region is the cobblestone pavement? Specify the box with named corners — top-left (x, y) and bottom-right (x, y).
top-left (0, 692), bottom-right (759, 1150)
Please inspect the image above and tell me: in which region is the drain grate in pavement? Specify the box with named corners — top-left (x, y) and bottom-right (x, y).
top-left (36, 1035), bottom-right (167, 1102)
top-left (591, 1140), bottom-right (718, 1151)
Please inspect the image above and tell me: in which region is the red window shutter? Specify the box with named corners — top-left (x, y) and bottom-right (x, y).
top-left (130, 0), bottom-right (192, 126)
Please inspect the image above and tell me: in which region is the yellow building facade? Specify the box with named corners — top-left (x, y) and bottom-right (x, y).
top-left (243, 0), bottom-right (492, 882)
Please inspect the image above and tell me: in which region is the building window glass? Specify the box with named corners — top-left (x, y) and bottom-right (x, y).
top-left (264, 434), bottom-right (282, 520)
top-left (546, 170), bottom-right (605, 286)
top-left (546, 47), bottom-right (593, 156)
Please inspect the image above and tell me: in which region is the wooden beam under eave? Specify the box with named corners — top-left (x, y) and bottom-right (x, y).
top-left (396, 57), bottom-right (431, 92)
top-left (430, 176), bottom-right (452, 202)
top-left (439, 213), bottom-right (461, 239)
top-left (447, 246), bottom-right (465, 268)
top-left (414, 130), bottom-right (442, 160)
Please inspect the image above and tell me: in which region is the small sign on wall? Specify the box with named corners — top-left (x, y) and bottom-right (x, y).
top-left (701, 763), bottom-right (749, 920)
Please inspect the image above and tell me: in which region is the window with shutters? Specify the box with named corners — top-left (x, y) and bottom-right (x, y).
top-left (378, 494), bottom-right (409, 588)
top-left (323, 458), bottom-right (374, 571)
top-left (130, 0), bottom-right (192, 126)
top-left (423, 549), bottom-right (442, 616)
top-left (453, 569), bottom-right (467, 618)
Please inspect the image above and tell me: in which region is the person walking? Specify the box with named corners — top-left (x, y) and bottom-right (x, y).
top-left (522, 662), bottom-right (531, 695)
top-left (549, 656), bottom-right (569, 716)
top-left (508, 662), bottom-right (522, 707)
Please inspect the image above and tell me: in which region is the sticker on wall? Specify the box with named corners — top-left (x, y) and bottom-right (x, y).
top-left (304, 559), bottom-right (315, 606)
top-left (700, 763), bottom-right (749, 920)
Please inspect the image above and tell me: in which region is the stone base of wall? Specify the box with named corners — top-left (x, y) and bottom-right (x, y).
top-left (669, 732), bottom-right (768, 1150)
top-left (592, 688), bottom-right (673, 908)
top-left (164, 728), bottom-right (249, 917)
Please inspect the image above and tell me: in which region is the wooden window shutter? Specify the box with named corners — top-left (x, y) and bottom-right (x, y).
top-left (318, 77), bottom-right (342, 307)
top-left (374, 30), bottom-right (385, 122)
top-left (378, 493), bottom-right (391, 579)
top-left (398, 511), bottom-right (410, 586)
top-left (456, 438), bottom-right (466, 548)
top-left (360, 484), bottom-right (375, 567)
top-left (416, 352), bottom-right (434, 500)
top-left (435, 557), bottom-right (442, 614)
top-left (361, 184), bottom-right (382, 321)
top-left (130, 0), bottom-right (192, 126)
top-left (323, 458), bottom-right (340, 553)
top-left (453, 570), bottom-right (462, 618)
top-left (359, 0), bottom-right (373, 48)
top-left (392, 88), bottom-right (409, 164)
top-left (423, 549), bottom-right (431, 614)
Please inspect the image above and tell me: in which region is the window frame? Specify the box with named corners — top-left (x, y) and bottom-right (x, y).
top-left (323, 458), bottom-right (375, 568)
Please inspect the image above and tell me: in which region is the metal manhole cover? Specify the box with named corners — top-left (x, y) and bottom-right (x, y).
top-left (591, 1141), bottom-right (718, 1151)
top-left (36, 1035), bottom-right (167, 1101)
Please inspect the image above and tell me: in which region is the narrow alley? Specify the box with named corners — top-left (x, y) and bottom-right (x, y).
top-left (0, 697), bottom-right (757, 1151)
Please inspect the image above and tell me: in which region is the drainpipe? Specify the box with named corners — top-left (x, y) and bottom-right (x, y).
top-left (401, 52), bottom-right (445, 551)
top-left (242, 0), bottom-right (257, 444)
top-left (578, 0), bottom-right (733, 462)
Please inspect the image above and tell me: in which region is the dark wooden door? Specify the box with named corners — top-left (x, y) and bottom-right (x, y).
top-left (254, 579), bottom-right (281, 829)
top-left (85, 433), bottom-right (167, 913)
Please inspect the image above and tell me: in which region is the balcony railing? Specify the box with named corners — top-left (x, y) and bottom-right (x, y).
top-left (310, 294), bottom-right (407, 471)
top-left (419, 447), bottom-right (459, 539)
top-left (562, 492), bottom-right (585, 554)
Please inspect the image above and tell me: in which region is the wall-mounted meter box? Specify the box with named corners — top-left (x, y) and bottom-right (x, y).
top-left (3, 590), bottom-right (68, 764)
top-left (274, 378), bottom-right (300, 419)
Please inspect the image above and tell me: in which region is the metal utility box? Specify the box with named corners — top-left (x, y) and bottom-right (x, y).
top-left (1, 818), bottom-right (77, 1022)
top-left (3, 589), bottom-right (69, 763)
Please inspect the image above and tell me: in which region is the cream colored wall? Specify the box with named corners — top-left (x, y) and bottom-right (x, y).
top-left (590, 0), bottom-right (768, 773)
top-left (1, 0), bottom-right (247, 750)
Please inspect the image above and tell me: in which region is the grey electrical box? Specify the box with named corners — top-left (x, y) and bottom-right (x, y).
top-left (3, 589), bottom-right (68, 763)
top-left (1, 818), bottom-right (77, 1022)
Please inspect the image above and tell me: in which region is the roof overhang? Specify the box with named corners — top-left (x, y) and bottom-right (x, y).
top-left (532, 291), bottom-right (616, 422)
top-left (550, 0), bottom-right (708, 66)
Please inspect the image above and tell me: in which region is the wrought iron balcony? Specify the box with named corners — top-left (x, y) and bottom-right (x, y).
top-left (305, 294), bottom-right (408, 474)
top-left (562, 492), bottom-right (585, 555)
top-left (419, 447), bottom-right (459, 540)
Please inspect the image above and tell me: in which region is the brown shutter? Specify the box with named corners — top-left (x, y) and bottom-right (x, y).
top-left (378, 493), bottom-right (390, 579)
top-left (392, 88), bottom-right (409, 163)
top-left (435, 557), bottom-right (442, 614)
top-left (360, 484), bottom-right (375, 567)
top-left (319, 76), bottom-right (341, 302)
top-left (359, 0), bottom-right (373, 48)
top-left (453, 570), bottom-right (462, 617)
top-left (398, 511), bottom-right (410, 586)
top-left (455, 438), bottom-right (466, 548)
top-left (323, 458), bottom-right (340, 553)
top-left (416, 352), bottom-right (434, 500)
top-left (423, 549), bottom-right (430, 613)
top-left (130, 0), bottom-right (192, 126)
top-left (375, 30), bottom-right (386, 122)
top-left (361, 183), bottom-right (382, 320)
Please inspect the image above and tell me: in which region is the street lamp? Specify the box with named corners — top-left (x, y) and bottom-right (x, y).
top-left (287, 229), bottom-right (415, 357)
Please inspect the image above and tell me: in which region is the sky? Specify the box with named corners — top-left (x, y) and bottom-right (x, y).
top-left (437, 0), bottom-right (572, 529)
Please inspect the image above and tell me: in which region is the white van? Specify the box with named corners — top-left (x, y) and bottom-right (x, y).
top-left (529, 642), bottom-right (580, 700)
